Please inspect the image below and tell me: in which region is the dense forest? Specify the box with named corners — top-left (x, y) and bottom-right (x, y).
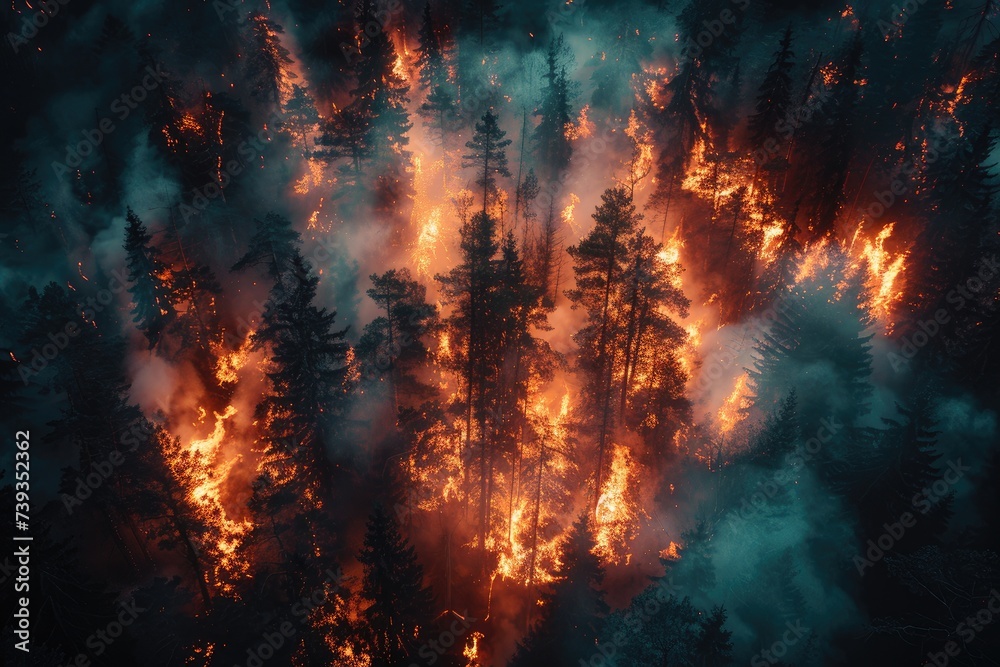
top-left (2, 0), bottom-right (1000, 665)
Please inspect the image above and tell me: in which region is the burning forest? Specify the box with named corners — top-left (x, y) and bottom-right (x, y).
top-left (2, 0), bottom-right (1000, 665)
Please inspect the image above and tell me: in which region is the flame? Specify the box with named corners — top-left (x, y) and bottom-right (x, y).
top-left (759, 220), bottom-right (786, 267)
top-left (717, 372), bottom-right (751, 434)
top-left (594, 444), bottom-right (641, 565)
top-left (623, 109), bottom-right (654, 192)
top-left (561, 193), bottom-right (581, 237)
top-left (464, 631), bottom-right (484, 666)
top-left (855, 222), bottom-right (908, 327)
top-left (659, 540), bottom-right (682, 561)
top-left (564, 104), bottom-right (594, 141)
top-left (171, 405), bottom-right (252, 591)
top-left (294, 158), bottom-right (326, 195)
top-left (215, 331), bottom-right (254, 385)
top-left (393, 52), bottom-right (408, 82)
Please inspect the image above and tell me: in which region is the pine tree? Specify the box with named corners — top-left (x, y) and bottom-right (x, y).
top-left (124, 208), bottom-right (176, 349)
top-left (510, 514), bottom-right (609, 667)
top-left (463, 109), bottom-right (512, 211)
top-left (319, 0), bottom-right (411, 174)
top-left (799, 33), bottom-right (863, 237)
top-left (565, 187), bottom-right (642, 502)
top-left (854, 390), bottom-right (951, 548)
top-left (231, 212), bottom-right (303, 278)
top-left (354, 0), bottom-right (411, 163)
top-left (416, 2), bottom-right (457, 143)
top-left (534, 35), bottom-right (574, 176)
top-left (253, 252), bottom-right (354, 491)
top-left (749, 246), bottom-right (873, 436)
top-left (745, 391), bottom-right (799, 469)
top-left (436, 210), bottom-right (501, 557)
top-left (664, 520), bottom-right (717, 599)
top-left (242, 13), bottom-right (296, 105)
top-left (748, 27), bottom-right (795, 149)
top-left (359, 503), bottom-right (435, 667)
top-left (696, 606), bottom-right (734, 667)
top-left (599, 588), bottom-right (702, 665)
top-left (359, 268), bottom-right (438, 411)
top-left (590, 14), bottom-right (653, 117)
top-left (907, 125), bottom-right (998, 330)
top-left (615, 230), bottom-right (689, 424)
top-left (319, 103), bottom-right (371, 172)
top-left (128, 425), bottom-right (217, 610)
top-left (21, 283), bottom-right (149, 573)
top-left (282, 84), bottom-right (320, 153)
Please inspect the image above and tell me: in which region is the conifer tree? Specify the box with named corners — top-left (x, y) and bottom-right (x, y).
top-left (436, 210), bottom-right (501, 556)
top-left (22, 283), bottom-right (149, 572)
top-left (463, 109), bottom-right (512, 211)
top-left (282, 84), bottom-right (320, 153)
top-left (124, 208), bottom-right (176, 349)
top-left (748, 27), bottom-right (795, 150)
top-left (231, 212), bottom-right (303, 278)
top-left (534, 35), bottom-right (573, 176)
top-left (696, 606), bottom-right (734, 667)
top-left (253, 251), bottom-right (354, 490)
top-left (510, 514), bottom-right (608, 667)
top-left (359, 504), bottom-right (435, 667)
top-left (749, 246), bottom-right (873, 436)
top-left (359, 268), bottom-right (437, 411)
top-left (416, 2), bottom-right (457, 143)
top-left (565, 187), bottom-right (642, 499)
top-left (599, 586), bottom-right (704, 664)
top-left (242, 13), bottom-right (296, 104)
top-left (319, 0), bottom-right (411, 173)
top-left (128, 425), bottom-right (216, 610)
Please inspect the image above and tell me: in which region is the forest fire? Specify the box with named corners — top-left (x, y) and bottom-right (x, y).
top-left (4, 0), bottom-right (1000, 666)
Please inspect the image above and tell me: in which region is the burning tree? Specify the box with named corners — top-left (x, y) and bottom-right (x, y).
top-left (567, 186), bottom-right (689, 502)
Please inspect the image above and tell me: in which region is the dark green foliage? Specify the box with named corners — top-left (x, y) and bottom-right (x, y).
top-left (463, 109), bottom-right (512, 210)
top-left (359, 504), bottom-right (435, 667)
top-left (231, 212), bottom-right (303, 278)
top-left (124, 208), bottom-right (175, 349)
top-left (534, 34), bottom-right (574, 176)
top-left (510, 514), bottom-right (608, 667)
top-left (748, 27), bottom-right (795, 149)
